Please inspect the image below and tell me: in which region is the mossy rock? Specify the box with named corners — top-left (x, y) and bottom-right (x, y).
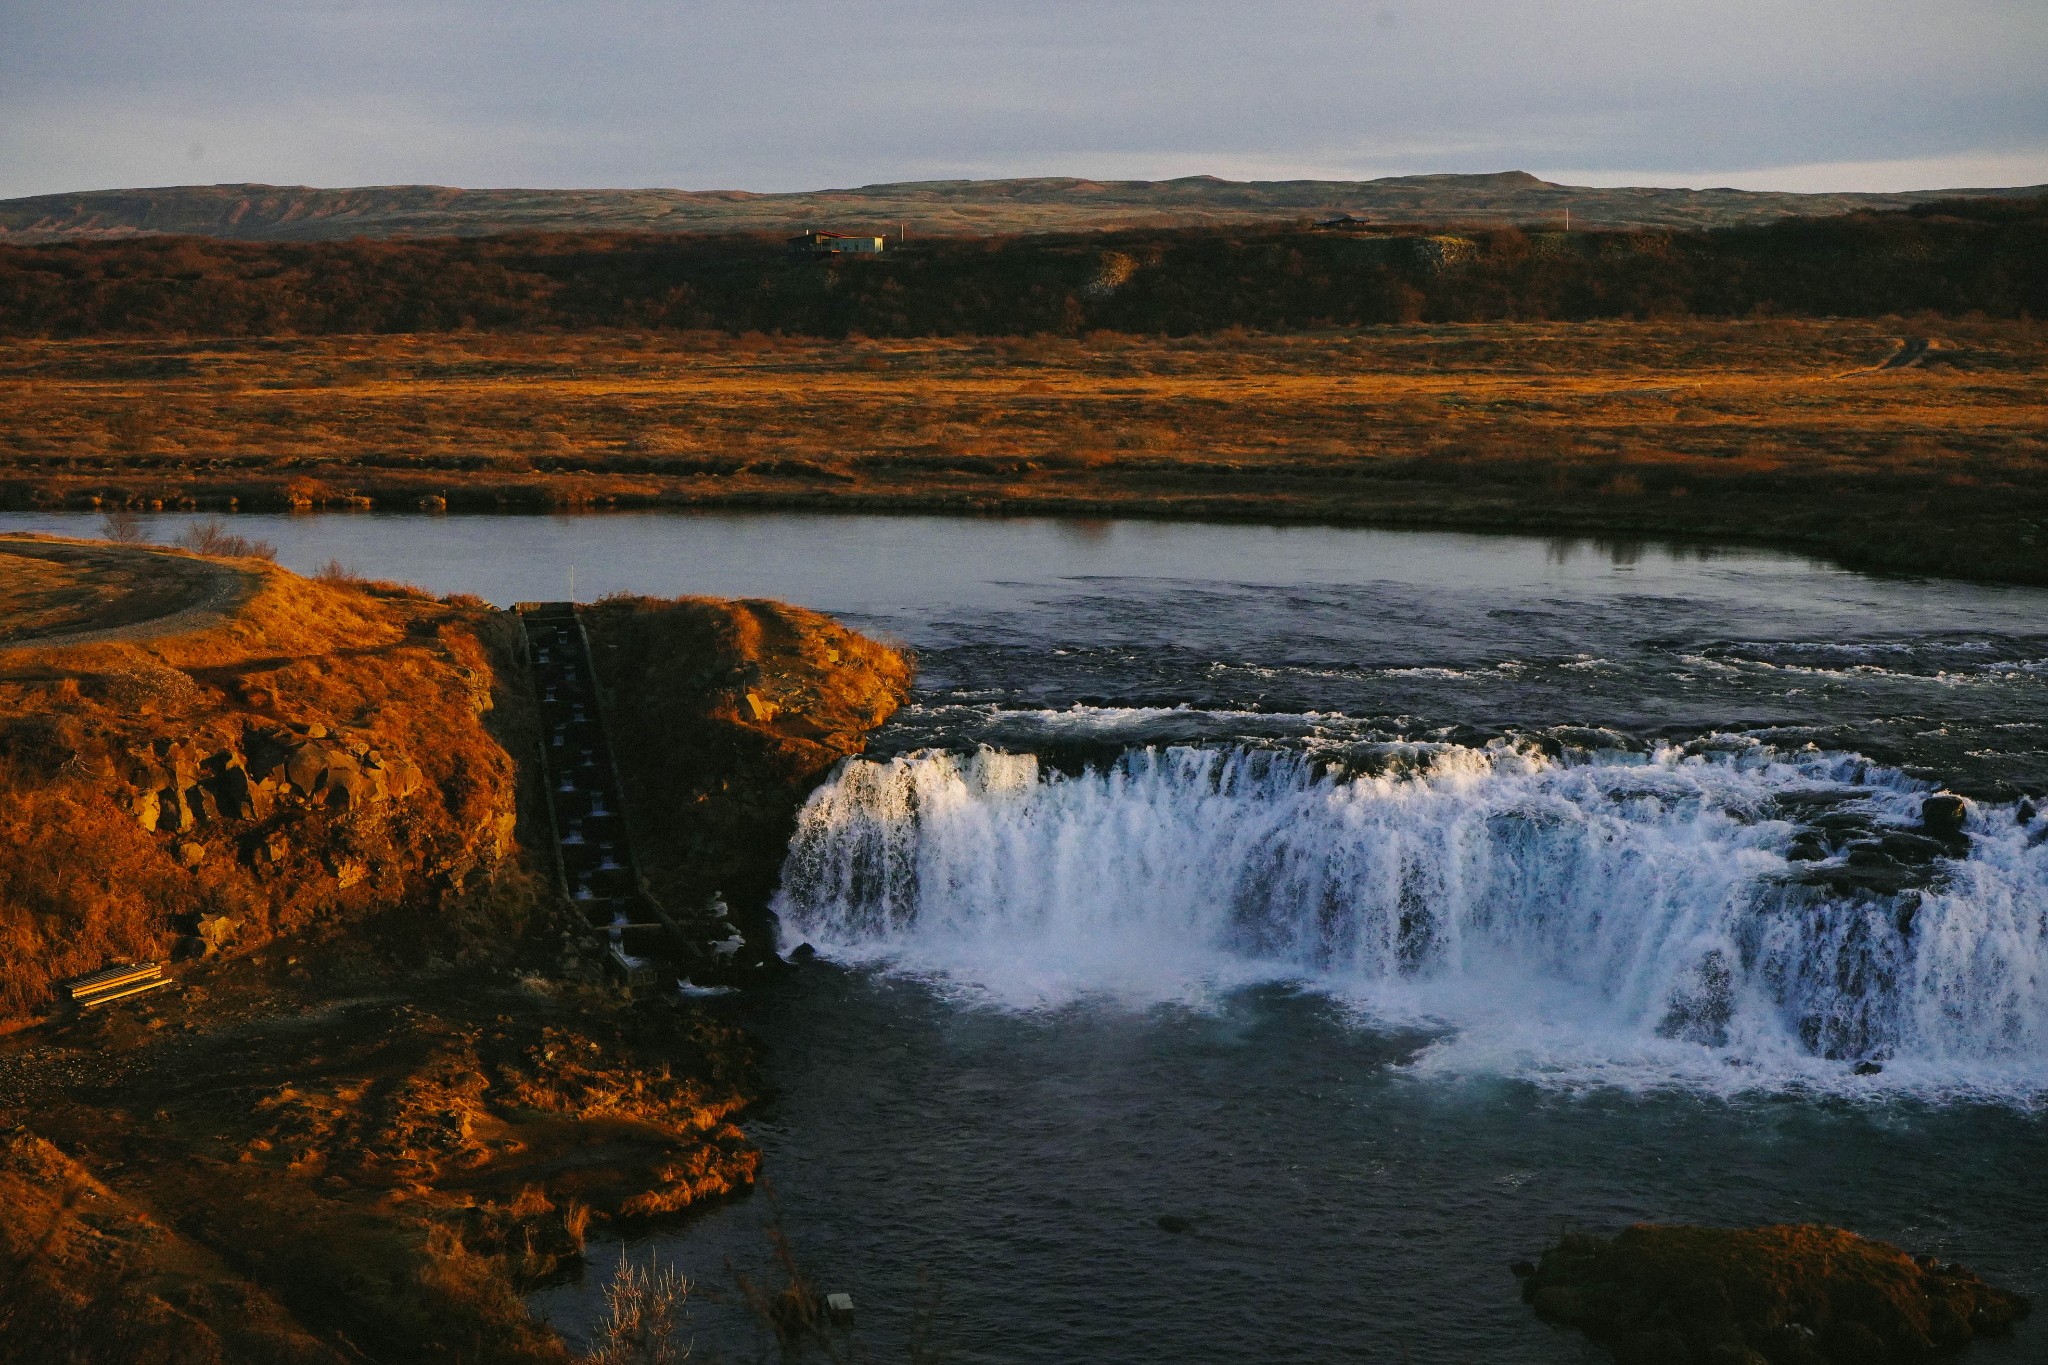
top-left (1519, 1224), bottom-right (2030, 1364)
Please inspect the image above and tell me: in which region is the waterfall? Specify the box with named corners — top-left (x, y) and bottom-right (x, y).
top-left (775, 743), bottom-right (2048, 1095)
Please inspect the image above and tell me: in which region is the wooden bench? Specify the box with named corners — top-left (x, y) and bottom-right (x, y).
top-left (60, 961), bottom-right (172, 1009)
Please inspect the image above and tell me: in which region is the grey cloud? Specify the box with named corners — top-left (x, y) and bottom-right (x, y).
top-left (2, 0), bottom-right (2044, 197)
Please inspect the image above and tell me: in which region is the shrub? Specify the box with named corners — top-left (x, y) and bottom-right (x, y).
top-left (176, 518), bottom-right (278, 560)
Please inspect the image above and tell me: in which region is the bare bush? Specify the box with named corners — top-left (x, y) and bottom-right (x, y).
top-left (98, 507), bottom-right (146, 543)
top-left (176, 518), bottom-right (278, 561)
top-left (583, 1254), bottom-right (693, 1365)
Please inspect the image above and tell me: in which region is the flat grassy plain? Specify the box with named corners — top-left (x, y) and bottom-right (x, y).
top-left (2, 318), bottom-right (2043, 581)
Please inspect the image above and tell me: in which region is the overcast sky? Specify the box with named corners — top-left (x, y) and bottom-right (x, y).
top-left (3, 0), bottom-right (2045, 200)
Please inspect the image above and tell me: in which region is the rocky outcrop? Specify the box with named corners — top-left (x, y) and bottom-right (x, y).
top-left (1412, 234), bottom-right (1478, 272)
top-left (1770, 789), bottom-right (1972, 901)
top-left (578, 596), bottom-right (913, 964)
top-left (1519, 1224), bottom-right (2030, 1364)
top-left (123, 725), bottom-right (426, 835)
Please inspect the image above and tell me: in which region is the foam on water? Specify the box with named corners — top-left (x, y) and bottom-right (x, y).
top-left (775, 741), bottom-right (2048, 1101)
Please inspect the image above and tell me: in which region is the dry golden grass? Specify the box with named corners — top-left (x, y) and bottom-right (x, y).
top-left (2, 319), bottom-right (2043, 580)
top-left (0, 540), bottom-right (534, 1021)
top-left (0, 546), bottom-right (929, 1363)
top-left (0, 538), bottom-right (251, 644)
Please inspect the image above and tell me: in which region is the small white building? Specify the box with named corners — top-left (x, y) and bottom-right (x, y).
top-left (790, 230), bottom-right (887, 255)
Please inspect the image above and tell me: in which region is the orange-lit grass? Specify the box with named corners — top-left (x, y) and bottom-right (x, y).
top-left (0, 543), bottom-right (532, 1020)
top-left (1, 319), bottom-right (2044, 581)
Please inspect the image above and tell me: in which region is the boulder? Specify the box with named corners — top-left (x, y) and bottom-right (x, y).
top-left (175, 841), bottom-right (207, 868)
top-left (327, 855), bottom-right (368, 889)
top-left (1876, 830), bottom-right (1950, 865)
top-left (1521, 1225), bottom-right (2028, 1364)
top-left (209, 762), bottom-right (271, 821)
top-left (183, 783), bottom-right (220, 825)
top-left (319, 760), bottom-right (376, 810)
top-left (152, 739), bottom-right (200, 789)
top-left (283, 744), bottom-right (326, 795)
top-left (244, 729), bottom-right (293, 783)
top-left (196, 913), bottom-right (238, 953)
top-left (130, 788), bottom-right (162, 832)
top-left (155, 787), bottom-right (191, 832)
top-left (1921, 794), bottom-right (1969, 837)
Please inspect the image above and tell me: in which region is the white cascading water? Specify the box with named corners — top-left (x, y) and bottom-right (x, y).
top-left (775, 742), bottom-right (2048, 1098)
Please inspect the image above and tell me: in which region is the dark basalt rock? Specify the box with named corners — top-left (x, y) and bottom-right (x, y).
top-left (1521, 1224), bottom-right (2029, 1365)
top-left (1785, 833), bottom-right (1830, 862)
top-left (1878, 830), bottom-right (1952, 864)
top-left (1780, 860), bottom-right (1921, 898)
top-left (1921, 794), bottom-right (1969, 838)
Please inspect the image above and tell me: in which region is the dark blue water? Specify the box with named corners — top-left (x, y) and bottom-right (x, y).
top-left (537, 976), bottom-right (2047, 1363)
top-left (8, 510), bottom-right (2044, 1362)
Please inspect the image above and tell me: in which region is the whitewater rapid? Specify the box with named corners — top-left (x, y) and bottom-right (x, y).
top-left (775, 740), bottom-right (2048, 1098)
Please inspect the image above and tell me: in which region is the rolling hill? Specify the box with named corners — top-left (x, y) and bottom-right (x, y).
top-left (4, 171), bottom-right (2045, 242)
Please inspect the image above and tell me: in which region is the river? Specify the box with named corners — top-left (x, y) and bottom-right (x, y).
top-left (8, 509), bottom-right (2045, 1362)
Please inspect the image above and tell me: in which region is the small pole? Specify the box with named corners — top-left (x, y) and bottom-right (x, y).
top-left (1564, 206), bottom-right (1571, 232)
top-left (568, 564), bottom-right (576, 601)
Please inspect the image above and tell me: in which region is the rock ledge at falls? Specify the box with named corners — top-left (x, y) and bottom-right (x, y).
top-left (578, 594), bottom-right (914, 968)
top-left (1517, 1223), bottom-right (2030, 1364)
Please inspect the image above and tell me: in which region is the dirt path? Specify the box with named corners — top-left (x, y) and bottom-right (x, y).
top-left (1834, 335), bottom-right (1954, 375)
top-left (0, 536), bottom-right (260, 651)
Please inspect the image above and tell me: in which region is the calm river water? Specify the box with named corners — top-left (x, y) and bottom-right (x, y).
top-left (8, 510), bottom-right (2046, 1363)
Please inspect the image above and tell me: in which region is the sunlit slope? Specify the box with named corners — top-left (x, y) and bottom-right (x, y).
top-left (0, 538), bottom-right (531, 1019)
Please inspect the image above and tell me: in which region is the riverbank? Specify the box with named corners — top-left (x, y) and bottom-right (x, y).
top-left (0, 540), bottom-right (910, 1362)
top-left (1, 319), bottom-right (2042, 585)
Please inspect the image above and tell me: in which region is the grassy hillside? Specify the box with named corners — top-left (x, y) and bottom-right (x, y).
top-left (1, 198), bottom-right (2042, 339)
top-left (4, 173), bottom-right (2045, 243)
top-left (0, 539), bottom-right (533, 1018)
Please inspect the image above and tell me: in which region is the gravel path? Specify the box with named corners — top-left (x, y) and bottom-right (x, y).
top-left (0, 536), bottom-right (260, 651)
